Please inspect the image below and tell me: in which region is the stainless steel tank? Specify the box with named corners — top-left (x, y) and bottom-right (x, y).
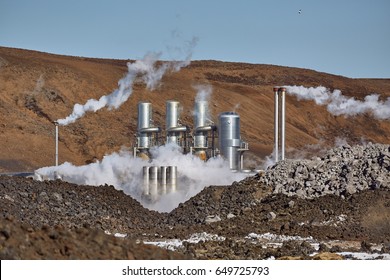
top-left (166, 101), bottom-right (180, 130)
top-left (194, 100), bottom-right (208, 128)
top-left (137, 102), bottom-right (152, 149)
top-left (137, 102), bottom-right (160, 150)
top-left (165, 100), bottom-right (187, 145)
top-left (138, 102), bottom-right (152, 129)
top-left (194, 100), bottom-right (209, 148)
top-left (218, 112), bottom-right (241, 170)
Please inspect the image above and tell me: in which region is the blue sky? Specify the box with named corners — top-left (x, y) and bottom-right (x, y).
top-left (0, 0), bottom-right (389, 78)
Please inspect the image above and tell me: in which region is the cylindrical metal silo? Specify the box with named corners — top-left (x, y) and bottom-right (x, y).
top-left (166, 101), bottom-right (180, 129)
top-left (166, 100), bottom-right (180, 144)
top-left (218, 112), bottom-right (241, 170)
top-left (194, 100), bottom-right (208, 128)
top-left (194, 100), bottom-right (209, 149)
top-left (137, 102), bottom-right (152, 149)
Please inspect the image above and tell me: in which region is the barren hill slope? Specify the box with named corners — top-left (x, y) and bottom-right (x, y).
top-left (1, 46), bottom-right (389, 172)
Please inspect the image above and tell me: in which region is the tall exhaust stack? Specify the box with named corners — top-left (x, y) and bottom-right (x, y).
top-left (135, 102), bottom-right (160, 158)
top-left (273, 87), bottom-right (279, 162)
top-left (280, 87), bottom-right (286, 161)
top-left (193, 100), bottom-right (216, 160)
top-left (273, 87), bottom-right (286, 162)
top-left (166, 100), bottom-right (187, 149)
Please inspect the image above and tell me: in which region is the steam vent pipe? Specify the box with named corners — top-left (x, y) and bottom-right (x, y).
top-left (137, 102), bottom-right (160, 151)
top-left (166, 100), bottom-right (187, 145)
top-left (273, 87), bottom-right (286, 162)
top-left (280, 87), bottom-right (286, 161)
top-left (273, 87), bottom-right (279, 162)
top-left (54, 121), bottom-right (59, 166)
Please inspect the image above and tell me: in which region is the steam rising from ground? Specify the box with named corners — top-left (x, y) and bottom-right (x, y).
top-left (285, 86), bottom-right (390, 120)
top-left (35, 143), bottom-right (246, 212)
top-left (57, 38), bottom-right (197, 126)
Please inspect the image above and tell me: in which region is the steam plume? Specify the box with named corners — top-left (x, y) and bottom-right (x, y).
top-left (194, 84), bottom-right (212, 103)
top-left (284, 86), bottom-right (390, 120)
top-left (57, 39), bottom-right (197, 126)
top-left (35, 144), bottom-right (245, 212)
top-left (194, 84), bottom-right (213, 123)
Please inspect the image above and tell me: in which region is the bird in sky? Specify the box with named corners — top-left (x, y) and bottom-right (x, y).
top-left (299, 9), bottom-right (302, 14)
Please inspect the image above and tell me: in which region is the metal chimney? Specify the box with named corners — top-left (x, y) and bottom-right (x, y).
top-left (136, 102), bottom-right (160, 157)
top-left (273, 87), bottom-right (286, 162)
top-left (193, 100), bottom-right (216, 160)
top-left (166, 100), bottom-right (187, 147)
top-left (280, 87), bottom-right (286, 161)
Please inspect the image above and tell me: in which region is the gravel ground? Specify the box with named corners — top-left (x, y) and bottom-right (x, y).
top-left (1, 143), bottom-right (389, 259)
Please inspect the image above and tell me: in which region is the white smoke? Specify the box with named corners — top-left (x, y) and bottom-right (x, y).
top-left (33, 74), bottom-right (45, 94)
top-left (233, 103), bottom-right (240, 113)
top-left (57, 39), bottom-right (197, 126)
top-left (262, 147), bottom-right (278, 170)
top-left (193, 84), bottom-right (213, 124)
top-left (334, 137), bottom-right (349, 147)
top-left (284, 85), bottom-right (390, 120)
top-left (35, 143), bottom-right (245, 212)
top-left (194, 84), bottom-right (212, 103)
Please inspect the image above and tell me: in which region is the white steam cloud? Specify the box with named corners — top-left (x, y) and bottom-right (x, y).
top-left (57, 38), bottom-right (198, 126)
top-left (285, 86), bottom-right (390, 120)
top-left (194, 84), bottom-right (212, 103)
top-left (35, 143), bottom-right (245, 212)
top-left (193, 84), bottom-right (213, 124)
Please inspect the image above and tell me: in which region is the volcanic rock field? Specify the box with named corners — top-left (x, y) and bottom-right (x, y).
top-left (0, 47), bottom-right (389, 259)
top-left (1, 143), bottom-right (390, 259)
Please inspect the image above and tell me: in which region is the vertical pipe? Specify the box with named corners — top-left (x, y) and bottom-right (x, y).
top-left (240, 152), bottom-right (244, 171)
top-left (149, 166), bottom-right (158, 201)
top-left (168, 166), bottom-right (177, 193)
top-left (273, 87), bottom-right (279, 162)
top-left (160, 166), bottom-right (167, 195)
top-left (281, 88), bottom-right (286, 161)
top-left (142, 166), bottom-right (150, 195)
top-left (54, 122), bottom-right (59, 166)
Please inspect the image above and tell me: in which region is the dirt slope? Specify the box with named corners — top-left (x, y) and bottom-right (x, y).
top-left (1, 46), bottom-right (390, 172)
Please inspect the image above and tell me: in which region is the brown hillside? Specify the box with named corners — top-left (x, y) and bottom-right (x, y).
top-left (1, 46), bottom-right (390, 172)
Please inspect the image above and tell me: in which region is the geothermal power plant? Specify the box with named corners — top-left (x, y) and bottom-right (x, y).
top-left (129, 88), bottom-right (286, 201)
top-left (133, 99), bottom-right (248, 167)
top-left (49, 87), bottom-right (286, 202)
top-left (133, 98), bottom-right (249, 200)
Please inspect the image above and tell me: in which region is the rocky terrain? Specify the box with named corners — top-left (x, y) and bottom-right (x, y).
top-left (1, 47), bottom-right (390, 172)
top-left (1, 143), bottom-right (389, 259)
top-left (0, 47), bottom-right (389, 259)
